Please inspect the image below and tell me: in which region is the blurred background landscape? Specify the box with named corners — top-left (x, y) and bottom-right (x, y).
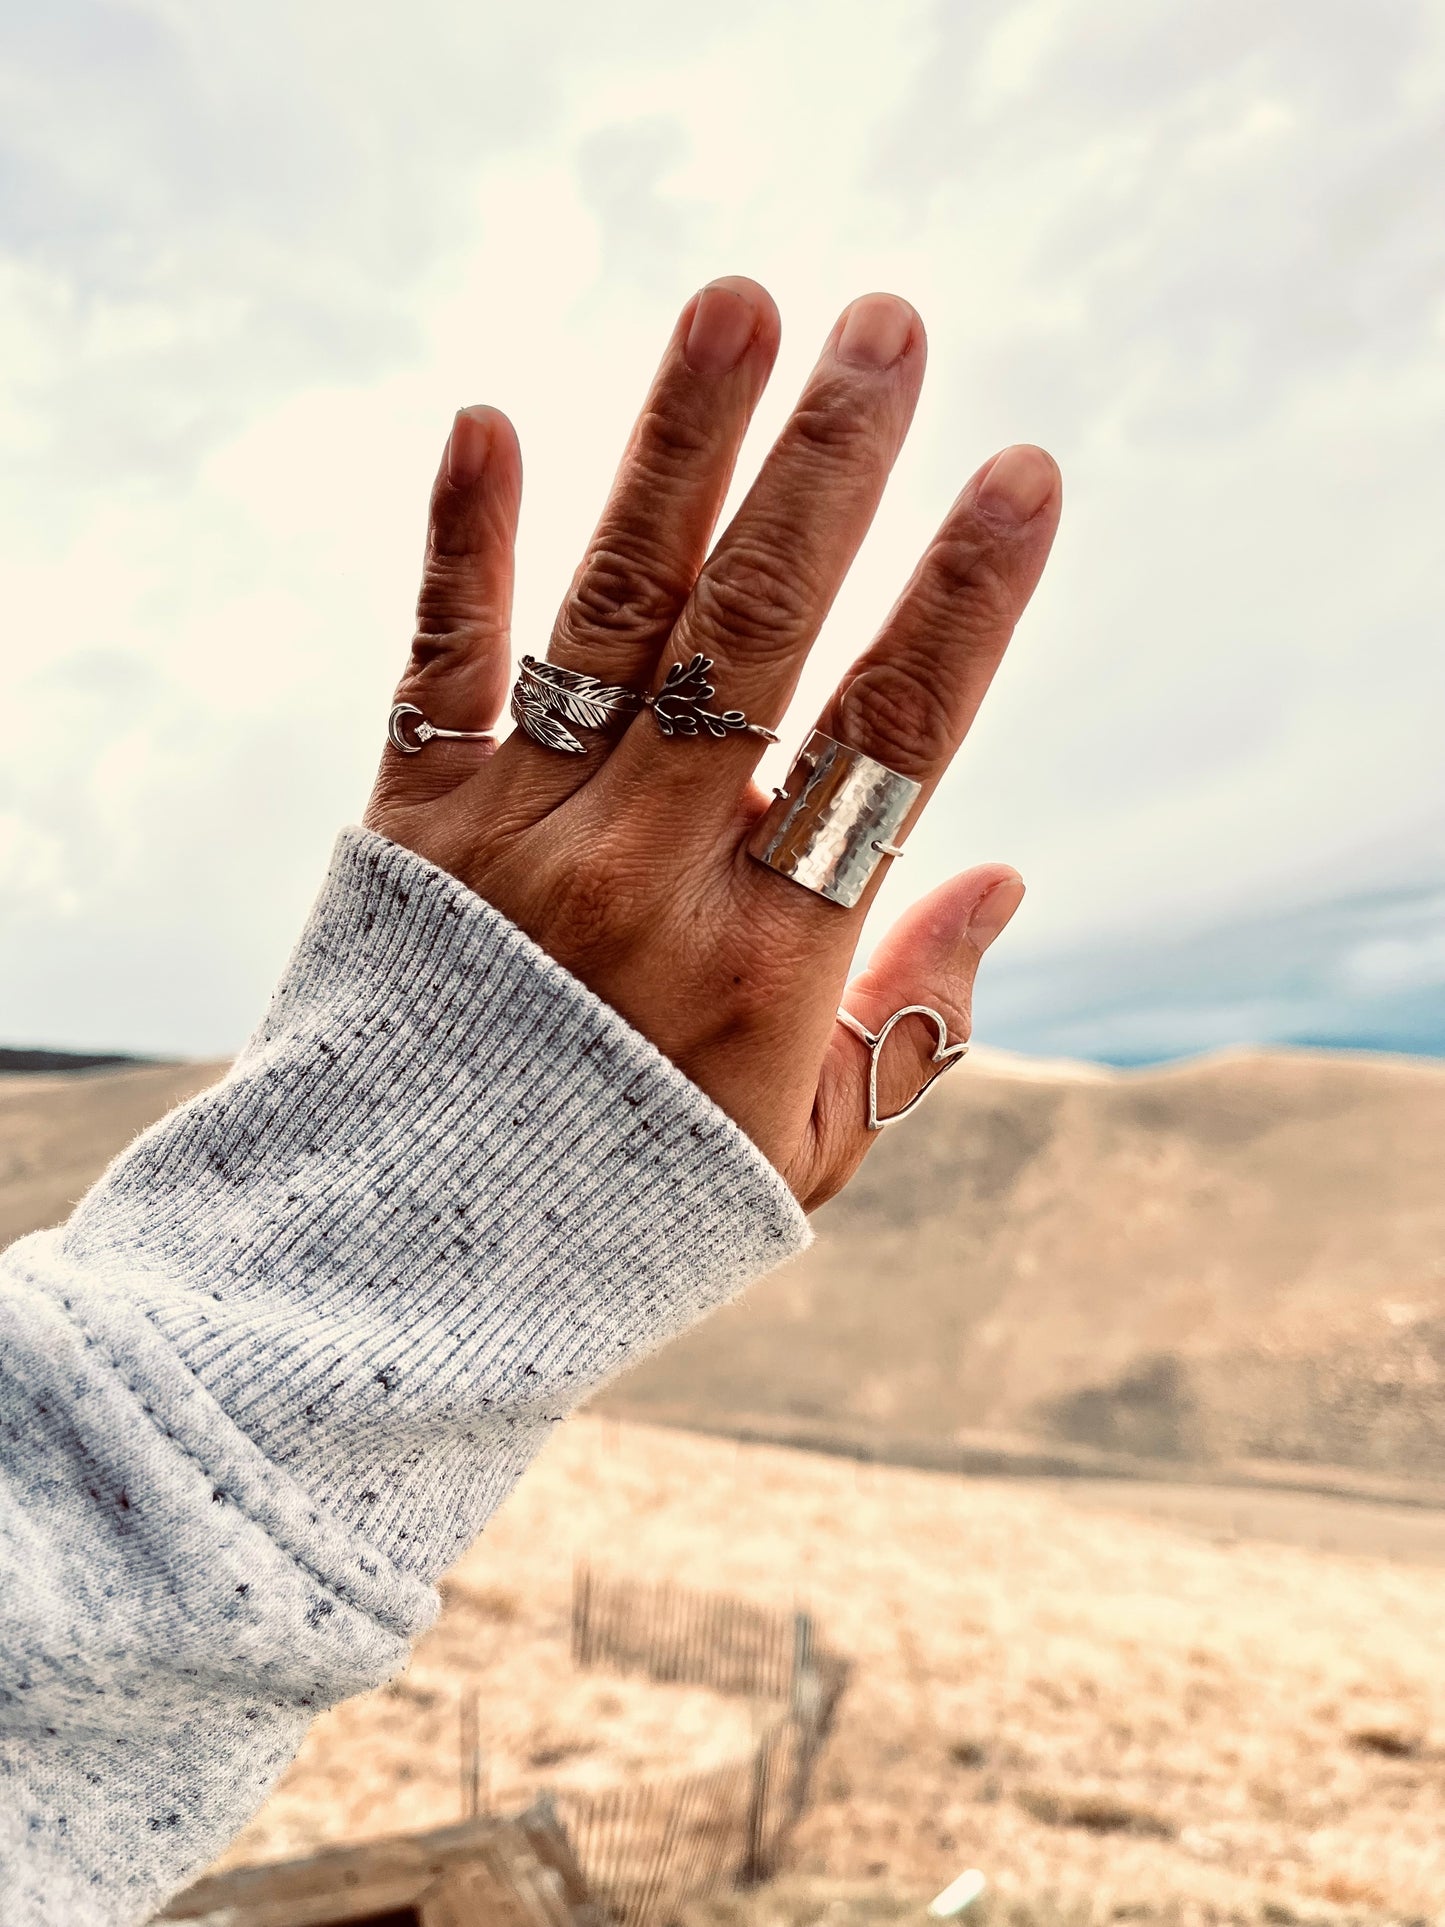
top-left (4, 1), bottom-right (1444, 1923)
top-left (6, 1044), bottom-right (1445, 1925)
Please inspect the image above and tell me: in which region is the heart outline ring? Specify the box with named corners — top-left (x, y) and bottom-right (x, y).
top-left (835, 1004), bottom-right (969, 1130)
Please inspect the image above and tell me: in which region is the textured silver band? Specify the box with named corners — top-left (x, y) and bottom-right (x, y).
top-left (747, 731), bottom-right (920, 908)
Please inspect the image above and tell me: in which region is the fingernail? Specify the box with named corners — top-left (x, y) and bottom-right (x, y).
top-left (684, 282), bottom-right (758, 374)
top-left (967, 876), bottom-right (1026, 950)
top-left (835, 294), bottom-right (913, 371)
top-left (447, 408), bottom-right (491, 488)
top-left (975, 445), bottom-right (1055, 526)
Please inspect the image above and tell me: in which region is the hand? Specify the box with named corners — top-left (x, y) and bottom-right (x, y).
top-left (365, 278), bottom-right (1060, 1208)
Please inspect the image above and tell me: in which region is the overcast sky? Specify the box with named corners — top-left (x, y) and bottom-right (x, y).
top-left (1, 0), bottom-right (1442, 1061)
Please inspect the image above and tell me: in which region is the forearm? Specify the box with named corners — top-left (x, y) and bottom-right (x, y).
top-left (0, 828), bottom-right (809, 1923)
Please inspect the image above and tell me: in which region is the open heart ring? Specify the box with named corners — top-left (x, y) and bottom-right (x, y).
top-left (835, 1004), bottom-right (969, 1130)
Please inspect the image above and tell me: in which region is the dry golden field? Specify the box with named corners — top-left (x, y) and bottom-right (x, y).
top-left (216, 1418), bottom-right (1445, 1926)
top-left (0, 1058), bottom-right (223, 1251)
top-left (12, 1052), bottom-right (1445, 1922)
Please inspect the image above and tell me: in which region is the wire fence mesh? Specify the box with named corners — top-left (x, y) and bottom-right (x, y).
top-left (571, 1564), bottom-right (807, 1701)
top-left (553, 1565), bottom-right (848, 1927)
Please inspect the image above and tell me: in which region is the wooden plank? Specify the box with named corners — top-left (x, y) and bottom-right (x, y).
top-left (421, 1861), bottom-right (536, 1927)
top-left (513, 1799), bottom-right (598, 1922)
top-left (156, 1811), bottom-right (587, 1927)
top-left (161, 1871), bottom-right (426, 1927)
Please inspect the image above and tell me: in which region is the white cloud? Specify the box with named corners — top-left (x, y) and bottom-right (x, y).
top-left (0, 0), bottom-right (1442, 1056)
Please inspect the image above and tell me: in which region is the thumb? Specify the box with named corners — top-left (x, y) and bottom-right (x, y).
top-left (795, 865), bottom-right (1025, 1210)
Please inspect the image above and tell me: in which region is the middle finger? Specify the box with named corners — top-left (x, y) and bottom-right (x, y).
top-left (602, 293), bottom-right (926, 799)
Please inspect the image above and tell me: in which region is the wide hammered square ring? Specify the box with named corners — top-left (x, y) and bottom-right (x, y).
top-left (747, 731), bottom-right (920, 909)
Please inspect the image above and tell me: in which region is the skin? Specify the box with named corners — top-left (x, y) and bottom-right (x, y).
top-left (365, 277), bottom-right (1061, 1209)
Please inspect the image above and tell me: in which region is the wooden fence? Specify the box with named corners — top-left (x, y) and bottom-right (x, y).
top-left (554, 1566), bottom-right (848, 1927)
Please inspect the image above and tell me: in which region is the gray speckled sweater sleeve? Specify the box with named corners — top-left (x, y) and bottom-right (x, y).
top-left (0, 826), bottom-right (810, 1926)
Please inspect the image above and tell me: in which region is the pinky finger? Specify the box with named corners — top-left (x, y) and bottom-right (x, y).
top-left (392, 406), bottom-right (523, 770)
top-left (793, 865), bottom-right (1025, 1210)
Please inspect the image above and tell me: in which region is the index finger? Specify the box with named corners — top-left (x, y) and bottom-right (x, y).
top-left (828, 443), bottom-right (1060, 783)
top-left (750, 443), bottom-right (1061, 928)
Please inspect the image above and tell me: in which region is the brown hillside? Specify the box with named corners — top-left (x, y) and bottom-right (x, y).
top-left (601, 1047), bottom-right (1445, 1483)
top-left (0, 1060), bottom-right (226, 1251)
top-left (5, 1046), bottom-right (1444, 1484)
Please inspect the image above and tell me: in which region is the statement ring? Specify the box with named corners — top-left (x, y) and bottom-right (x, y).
top-left (387, 703), bottom-right (497, 755)
top-left (748, 732), bottom-right (919, 908)
top-left (836, 1004), bottom-right (969, 1130)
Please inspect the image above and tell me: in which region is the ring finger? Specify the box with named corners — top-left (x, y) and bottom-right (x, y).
top-left (496, 276), bottom-right (780, 794)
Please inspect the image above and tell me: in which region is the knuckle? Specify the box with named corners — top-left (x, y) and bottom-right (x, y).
top-left (554, 539), bottom-right (690, 659)
top-left (633, 400), bottom-right (715, 470)
top-left (787, 377), bottom-right (879, 463)
top-left (550, 877), bottom-right (620, 963)
top-left (911, 981), bottom-right (973, 1046)
top-left (415, 551), bottom-right (486, 624)
top-left (411, 557), bottom-right (500, 667)
top-left (919, 538), bottom-right (1017, 633)
top-left (690, 537), bottom-right (818, 654)
top-left (833, 658), bottom-right (954, 778)
top-left (527, 850), bottom-right (637, 968)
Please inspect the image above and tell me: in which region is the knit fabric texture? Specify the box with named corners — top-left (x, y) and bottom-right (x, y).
top-left (0, 826), bottom-right (810, 1925)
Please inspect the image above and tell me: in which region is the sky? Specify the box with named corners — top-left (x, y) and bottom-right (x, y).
top-left (0, 0), bottom-right (1442, 1062)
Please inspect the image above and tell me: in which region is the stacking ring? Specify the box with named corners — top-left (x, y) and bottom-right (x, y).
top-left (510, 652), bottom-right (778, 756)
top-left (645, 654), bottom-right (779, 744)
top-left (387, 704), bottom-right (498, 755)
top-left (836, 1004), bottom-right (969, 1130)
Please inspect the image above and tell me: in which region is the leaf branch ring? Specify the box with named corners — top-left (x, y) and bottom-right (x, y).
top-left (510, 653), bottom-right (778, 757)
top-left (835, 1004), bottom-right (969, 1131)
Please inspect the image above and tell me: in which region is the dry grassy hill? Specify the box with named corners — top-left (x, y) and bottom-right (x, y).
top-left (11, 1051), bottom-right (1445, 1920)
top-left (0, 1058), bottom-right (226, 1251)
top-left (600, 1047), bottom-right (1445, 1487)
top-left (6, 1044), bottom-right (1444, 1486)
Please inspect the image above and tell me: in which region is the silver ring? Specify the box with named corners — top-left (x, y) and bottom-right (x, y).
top-left (387, 703), bottom-right (497, 755)
top-left (836, 1004), bottom-right (969, 1130)
top-left (747, 732), bottom-right (919, 908)
top-left (511, 651), bottom-right (778, 755)
top-left (510, 655), bottom-right (642, 756)
top-left (643, 654), bottom-right (779, 744)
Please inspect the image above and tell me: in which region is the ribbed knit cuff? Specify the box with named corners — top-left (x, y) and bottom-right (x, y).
top-left (64, 828), bottom-right (810, 1578)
